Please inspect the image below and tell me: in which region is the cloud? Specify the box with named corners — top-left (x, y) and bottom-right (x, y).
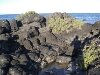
top-left (0, 0), bottom-right (100, 14)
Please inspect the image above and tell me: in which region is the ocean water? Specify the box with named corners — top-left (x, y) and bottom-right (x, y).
top-left (0, 13), bottom-right (100, 24)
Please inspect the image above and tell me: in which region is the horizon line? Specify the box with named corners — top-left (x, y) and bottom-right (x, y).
top-left (0, 13), bottom-right (100, 15)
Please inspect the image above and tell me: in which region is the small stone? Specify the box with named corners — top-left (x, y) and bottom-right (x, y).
top-left (40, 61), bottom-right (48, 68)
top-left (56, 56), bottom-right (71, 64)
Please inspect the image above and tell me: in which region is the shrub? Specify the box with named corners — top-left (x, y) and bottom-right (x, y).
top-left (16, 11), bottom-right (41, 24)
top-left (83, 40), bottom-right (100, 69)
top-left (47, 12), bottom-right (84, 34)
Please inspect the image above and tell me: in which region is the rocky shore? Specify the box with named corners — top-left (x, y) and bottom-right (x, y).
top-left (0, 11), bottom-right (100, 75)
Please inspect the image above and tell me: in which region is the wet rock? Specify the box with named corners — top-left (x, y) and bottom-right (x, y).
top-left (9, 19), bottom-right (19, 32)
top-left (9, 66), bottom-right (26, 75)
top-left (27, 26), bottom-right (39, 38)
top-left (0, 54), bottom-right (11, 68)
top-left (0, 20), bottom-right (11, 33)
top-left (56, 56), bottom-right (71, 64)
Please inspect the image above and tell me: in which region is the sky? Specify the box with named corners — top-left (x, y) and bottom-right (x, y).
top-left (0, 0), bottom-right (100, 14)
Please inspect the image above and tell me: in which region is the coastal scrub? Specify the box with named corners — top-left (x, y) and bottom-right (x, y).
top-left (47, 12), bottom-right (84, 34)
top-left (83, 40), bottom-right (100, 69)
top-left (16, 11), bottom-right (41, 24)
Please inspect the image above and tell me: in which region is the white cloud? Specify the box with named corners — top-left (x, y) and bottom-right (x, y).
top-left (0, 0), bottom-right (100, 14)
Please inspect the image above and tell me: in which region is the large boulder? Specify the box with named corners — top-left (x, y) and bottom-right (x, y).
top-left (40, 31), bottom-right (67, 47)
top-left (9, 19), bottom-right (19, 32)
top-left (0, 20), bottom-right (11, 33)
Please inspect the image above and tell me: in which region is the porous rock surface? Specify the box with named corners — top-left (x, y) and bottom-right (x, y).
top-left (0, 14), bottom-right (99, 75)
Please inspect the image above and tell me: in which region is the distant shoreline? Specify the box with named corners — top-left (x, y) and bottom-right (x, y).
top-left (0, 13), bottom-right (100, 24)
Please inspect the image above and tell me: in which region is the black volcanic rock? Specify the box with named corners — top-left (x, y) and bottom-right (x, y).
top-left (88, 67), bottom-right (100, 75)
top-left (27, 26), bottom-right (39, 38)
top-left (0, 27), bottom-right (5, 34)
top-left (9, 19), bottom-right (19, 32)
top-left (0, 20), bottom-right (11, 33)
top-left (0, 54), bottom-right (11, 68)
top-left (0, 13), bottom-right (99, 75)
top-left (9, 66), bottom-right (26, 75)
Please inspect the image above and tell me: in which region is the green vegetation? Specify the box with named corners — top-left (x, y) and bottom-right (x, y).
top-left (83, 40), bottom-right (100, 69)
top-left (16, 11), bottom-right (40, 24)
top-left (47, 12), bottom-right (84, 33)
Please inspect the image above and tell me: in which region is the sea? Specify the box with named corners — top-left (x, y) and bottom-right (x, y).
top-left (0, 13), bottom-right (100, 24)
